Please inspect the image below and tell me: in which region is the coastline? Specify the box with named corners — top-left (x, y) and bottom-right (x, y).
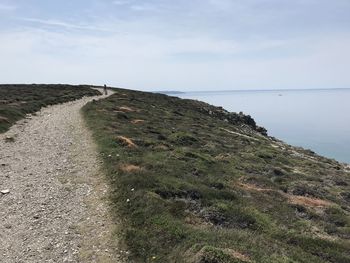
top-left (177, 88), bottom-right (350, 164)
top-left (83, 86), bottom-right (350, 262)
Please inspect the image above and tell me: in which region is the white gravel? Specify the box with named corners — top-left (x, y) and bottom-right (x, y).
top-left (0, 91), bottom-right (125, 262)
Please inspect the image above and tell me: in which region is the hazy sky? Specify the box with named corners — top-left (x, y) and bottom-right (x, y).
top-left (1, 0), bottom-right (350, 91)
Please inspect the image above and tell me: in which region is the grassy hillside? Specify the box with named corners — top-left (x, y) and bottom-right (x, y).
top-left (0, 84), bottom-right (101, 133)
top-left (83, 88), bottom-right (350, 263)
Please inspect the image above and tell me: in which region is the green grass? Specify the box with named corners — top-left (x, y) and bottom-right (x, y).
top-left (82, 88), bottom-right (350, 263)
top-left (0, 84), bottom-right (101, 133)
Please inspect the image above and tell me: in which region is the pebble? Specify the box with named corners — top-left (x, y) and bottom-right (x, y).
top-left (1, 189), bottom-right (10, 194)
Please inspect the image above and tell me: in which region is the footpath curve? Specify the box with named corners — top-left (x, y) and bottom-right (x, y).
top-left (0, 90), bottom-right (124, 262)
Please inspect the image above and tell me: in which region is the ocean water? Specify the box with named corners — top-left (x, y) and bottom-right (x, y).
top-left (178, 89), bottom-right (350, 164)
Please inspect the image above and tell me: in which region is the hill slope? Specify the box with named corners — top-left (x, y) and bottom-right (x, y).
top-left (83, 88), bottom-right (350, 262)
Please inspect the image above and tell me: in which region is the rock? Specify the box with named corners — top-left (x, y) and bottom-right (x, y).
top-left (196, 103), bottom-right (268, 135)
top-left (1, 189), bottom-right (10, 194)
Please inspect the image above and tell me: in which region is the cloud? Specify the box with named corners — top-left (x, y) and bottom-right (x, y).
top-left (19, 17), bottom-right (119, 33)
top-left (207, 0), bottom-right (234, 11)
top-left (0, 0), bottom-right (350, 90)
top-left (129, 3), bottom-right (157, 11)
top-left (1, 24), bottom-right (350, 91)
top-left (112, 0), bottom-right (132, 5)
top-left (0, 3), bottom-right (17, 11)
top-left (112, 0), bottom-right (158, 12)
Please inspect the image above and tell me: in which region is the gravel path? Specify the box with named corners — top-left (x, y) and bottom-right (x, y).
top-left (0, 91), bottom-right (125, 262)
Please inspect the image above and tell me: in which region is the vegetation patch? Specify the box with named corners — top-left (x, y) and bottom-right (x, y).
top-left (193, 246), bottom-right (251, 263)
top-left (83, 87), bottom-right (350, 262)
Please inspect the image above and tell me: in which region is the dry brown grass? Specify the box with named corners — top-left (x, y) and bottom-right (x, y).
top-left (131, 119), bottom-right (145, 124)
top-left (214, 153), bottom-right (232, 161)
top-left (116, 136), bottom-right (137, 148)
top-left (225, 249), bottom-right (251, 262)
top-left (118, 106), bottom-right (138, 112)
top-left (288, 195), bottom-right (332, 208)
top-left (120, 164), bottom-right (143, 173)
top-left (237, 181), bottom-right (332, 209)
top-left (154, 144), bottom-right (169, 150)
top-left (184, 215), bottom-right (212, 228)
top-left (238, 182), bottom-right (274, 192)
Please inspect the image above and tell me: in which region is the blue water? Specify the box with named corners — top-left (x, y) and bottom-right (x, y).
top-left (178, 89), bottom-right (350, 164)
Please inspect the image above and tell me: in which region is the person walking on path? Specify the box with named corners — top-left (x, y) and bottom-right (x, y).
top-left (103, 84), bottom-right (108, 95)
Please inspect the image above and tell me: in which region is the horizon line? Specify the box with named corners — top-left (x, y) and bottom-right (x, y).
top-left (156, 87), bottom-right (350, 94)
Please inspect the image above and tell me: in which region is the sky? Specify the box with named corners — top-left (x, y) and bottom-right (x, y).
top-left (0, 0), bottom-right (350, 91)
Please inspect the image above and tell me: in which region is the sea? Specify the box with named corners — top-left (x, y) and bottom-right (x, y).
top-left (176, 89), bottom-right (350, 164)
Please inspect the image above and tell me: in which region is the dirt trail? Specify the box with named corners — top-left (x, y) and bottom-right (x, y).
top-left (0, 90), bottom-right (124, 262)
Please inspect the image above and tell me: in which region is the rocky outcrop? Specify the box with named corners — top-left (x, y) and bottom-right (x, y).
top-left (191, 101), bottom-right (268, 136)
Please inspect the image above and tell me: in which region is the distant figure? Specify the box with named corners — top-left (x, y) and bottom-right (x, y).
top-left (103, 84), bottom-right (108, 95)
